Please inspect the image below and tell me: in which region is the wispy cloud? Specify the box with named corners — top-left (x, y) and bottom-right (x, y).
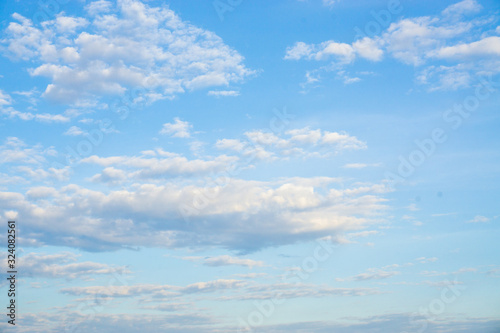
top-left (467, 215), bottom-right (490, 223)
top-left (183, 255), bottom-right (265, 268)
top-left (2, 0), bottom-right (254, 104)
top-left (159, 118), bottom-right (192, 138)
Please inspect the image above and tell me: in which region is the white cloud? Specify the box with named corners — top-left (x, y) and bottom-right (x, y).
top-left (223, 282), bottom-right (381, 301)
top-left (139, 303), bottom-right (190, 312)
top-left (352, 37), bottom-right (384, 61)
top-left (343, 163), bottom-right (381, 169)
top-left (207, 90), bottom-right (240, 97)
top-left (285, 39), bottom-right (378, 64)
top-left (159, 118), bottom-right (192, 138)
top-left (64, 126), bottom-right (87, 136)
top-left (61, 279), bottom-right (245, 297)
top-left (285, 1), bottom-right (499, 90)
top-left (285, 37), bottom-right (382, 64)
top-left (431, 36), bottom-right (500, 59)
top-left (416, 257), bottom-right (439, 264)
top-left (284, 38), bottom-right (382, 85)
top-left (407, 203), bottom-right (419, 211)
top-left (184, 255), bottom-right (265, 268)
top-left (216, 127), bottom-right (366, 161)
top-left (1, 177), bottom-right (390, 251)
top-left (12, 88), bottom-right (40, 105)
top-left (316, 41), bottom-right (356, 62)
top-left (321, 131), bottom-right (367, 149)
top-left (0, 90), bottom-right (12, 105)
top-left (467, 215), bottom-right (490, 223)
top-left (347, 230), bottom-right (379, 239)
top-left (26, 186), bottom-right (59, 199)
top-left (322, 0), bottom-right (337, 7)
top-left (16, 312), bottom-right (500, 333)
top-left (16, 165), bottom-right (71, 182)
top-left (349, 269), bottom-right (400, 281)
top-left (85, 0), bottom-right (113, 16)
top-left (284, 42), bottom-right (313, 60)
top-left (54, 14), bottom-right (89, 34)
top-left (2, 0), bottom-right (254, 104)
top-left (286, 127), bottom-right (322, 145)
top-left (421, 267), bottom-right (477, 277)
top-left (1, 104), bottom-right (70, 123)
top-left (215, 138), bottom-right (246, 152)
top-left (0, 137), bottom-right (55, 165)
top-left (431, 212), bottom-right (457, 217)
top-left (416, 64), bottom-right (472, 91)
top-left (381, 16), bottom-right (468, 66)
top-left (0, 138), bottom-right (71, 182)
top-left (0, 91), bottom-right (69, 122)
top-left (5, 252), bottom-right (130, 280)
top-left (82, 149), bottom-right (236, 180)
top-left (442, 0), bottom-right (481, 17)
top-left (89, 167), bottom-right (128, 185)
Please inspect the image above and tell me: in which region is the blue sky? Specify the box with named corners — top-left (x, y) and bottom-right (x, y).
top-left (0, 0), bottom-right (499, 331)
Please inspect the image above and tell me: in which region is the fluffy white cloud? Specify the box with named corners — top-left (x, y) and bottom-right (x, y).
top-left (216, 126), bottom-right (366, 161)
top-left (285, 0), bottom-right (499, 90)
top-left (26, 186), bottom-right (59, 199)
top-left (284, 42), bottom-right (313, 60)
top-left (159, 118), bottom-right (192, 138)
top-left (0, 177), bottom-right (390, 251)
top-left (381, 16), bottom-right (469, 66)
top-left (82, 149), bottom-right (237, 181)
top-left (89, 167), bottom-right (128, 185)
top-left (1, 0), bottom-right (254, 104)
top-left (431, 36), bottom-right (500, 59)
top-left (85, 0), bottom-right (113, 16)
top-left (285, 38), bottom-right (381, 64)
top-left (353, 37), bottom-right (384, 62)
top-left (321, 131), bottom-right (367, 149)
